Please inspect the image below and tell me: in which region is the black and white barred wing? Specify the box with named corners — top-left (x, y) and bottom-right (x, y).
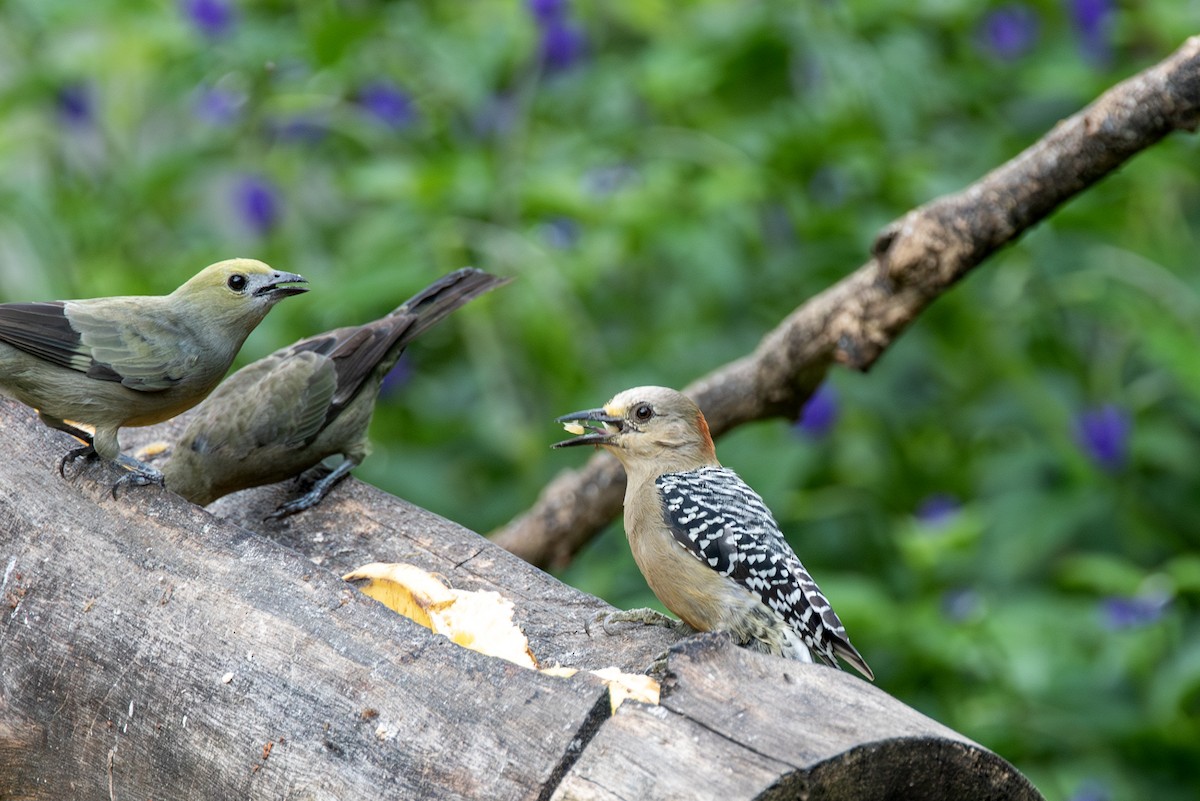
top-left (655, 465), bottom-right (872, 679)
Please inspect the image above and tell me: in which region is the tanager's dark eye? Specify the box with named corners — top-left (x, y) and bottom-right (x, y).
top-left (634, 403), bottom-right (653, 422)
top-left (227, 274), bottom-right (248, 293)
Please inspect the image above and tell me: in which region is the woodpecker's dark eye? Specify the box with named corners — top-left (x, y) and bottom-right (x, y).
top-left (634, 403), bottom-right (654, 422)
top-left (227, 273), bottom-right (248, 293)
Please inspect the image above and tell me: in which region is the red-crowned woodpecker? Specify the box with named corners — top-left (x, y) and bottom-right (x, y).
top-left (555, 385), bottom-right (873, 680)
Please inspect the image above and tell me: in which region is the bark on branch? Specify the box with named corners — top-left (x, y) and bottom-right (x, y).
top-left (492, 35), bottom-right (1200, 569)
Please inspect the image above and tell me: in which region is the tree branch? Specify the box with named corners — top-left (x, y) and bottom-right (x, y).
top-left (492, 35), bottom-right (1200, 569)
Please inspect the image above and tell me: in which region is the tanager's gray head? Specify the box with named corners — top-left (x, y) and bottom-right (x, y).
top-left (173, 258), bottom-right (308, 332)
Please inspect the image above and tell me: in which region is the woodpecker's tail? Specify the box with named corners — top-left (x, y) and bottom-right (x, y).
top-left (781, 625), bottom-right (874, 681)
top-left (387, 267), bottom-right (511, 344)
top-left (832, 640), bottom-right (874, 682)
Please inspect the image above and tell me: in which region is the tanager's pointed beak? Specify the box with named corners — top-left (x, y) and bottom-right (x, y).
top-left (256, 271), bottom-right (308, 298)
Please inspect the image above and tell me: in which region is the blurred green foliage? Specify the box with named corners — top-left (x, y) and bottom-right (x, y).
top-left (2, 1), bottom-right (1199, 797)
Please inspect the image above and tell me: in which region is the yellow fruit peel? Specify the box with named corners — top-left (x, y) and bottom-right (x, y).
top-left (343, 562), bottom-right (537, 669)
top-left (588, 666), bottom-right (661, 710)
top-left (132, 440), bottom-right (172, 462)
top-left (344, 562), bottom-right (661, 709)
top-left (536, 665), bottom-right (659, 711)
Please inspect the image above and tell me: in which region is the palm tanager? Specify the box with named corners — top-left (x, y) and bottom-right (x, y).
top-left (0, 258), bottom-right (307, 490)
top-left (160, 266), bottom-right (509, 517)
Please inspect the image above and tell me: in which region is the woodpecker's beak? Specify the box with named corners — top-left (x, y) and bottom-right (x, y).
top-left (552, 407), bottom-right (623, 448)
top-left (254, 271), bottom-right (309, 298)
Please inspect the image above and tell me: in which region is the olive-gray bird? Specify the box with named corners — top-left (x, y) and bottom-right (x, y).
top-left (0, 259), bottom-right (307, 490)
top-left (555, 386), bottom-right (873, 680)
top-left (160, 267), bottom-right (509, 518)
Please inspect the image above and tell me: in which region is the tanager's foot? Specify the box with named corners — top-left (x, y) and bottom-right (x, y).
top-left (59, 445), bottom-right (98, 478)
top-left (267, 459), bottom-right (356, 521)
top-left (293, 463), bottom-right (333, 491)
top-left (586, 607), bottom-right (685, 637)
top-left (111, 455), bottom-right (166, 498)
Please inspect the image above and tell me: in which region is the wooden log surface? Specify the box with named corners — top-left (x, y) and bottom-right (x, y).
top-left (0, 400), bottom-right (621, 801)
top-left (554, 635), bottom-right (1041, 801)
top-left (1, 398), bottom-right (1043, 800)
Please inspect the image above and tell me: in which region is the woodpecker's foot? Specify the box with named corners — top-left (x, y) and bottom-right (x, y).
top-left (267, 459), bottom-right (355, 521)
top-left (111, 461), bottom-right (166, 498)
top-left (586, 607), bottom-right (682, 637)
top-left (645, 649), bottom-right (673, 679)
top-left (58, 445), bottom-right (98, 478)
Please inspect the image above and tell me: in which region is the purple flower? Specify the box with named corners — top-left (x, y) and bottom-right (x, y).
top-left (916, 493), bottom-right (960, 526)
top-left (192, 87), bottom-right (242, 125)
top-left (472, 93), bottom-right (518, 139)
top-left (1074, 405), bottom-right (1130, 472)
top-left (181, 0), bottom-right (235, 38)
top-left (582, 164), bottom-right (638, 197)
top-left (978, 5), bottom-right (1039, 61)
top-left (540, 217), bottom-right (580, 249)
top-left (233, 175), bottom-right (280, 236)
top-left (1070, 0), bottom-right (1112, 35)
top-left (380, 353), bottom-right (413, 400)
top-left (356, 81), bottom-right (417, 130)
top-left (55, 82), bottom-right (94, 128)
top-left (527, 0), bottom-right (569, 25)
top-left (941, 588), bottom-right (982, 623)
top-left (1101, 594), bottom-right (1169, 631)
top-left (539, 18), bottom-right (587, 73)
top-left (1067, 780), bottom-right (1110, 801)
top-left (267, 114), bottom-right (328, 144)
top-left (808, 165), bottom-right (850, 208)
top-left (1069, 0), bottom-right (1115, 66)
top-left (795, 383), bottom-right (838, 439)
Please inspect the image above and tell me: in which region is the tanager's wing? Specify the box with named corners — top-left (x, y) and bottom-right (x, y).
top-left (0, 299), bottom-right (191, 392)
top-left (289, 319), bottom-right (411, 424)
top-left (0, 302), bottom-right (98, 374)
top-left (272, 269), bottom-right (506, 435)
top-left (284, 268), bottom-right (509, 429)
top-left (187, 350), bottom-right (338, 459)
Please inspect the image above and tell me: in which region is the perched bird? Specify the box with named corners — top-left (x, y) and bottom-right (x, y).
top-left (554, 386), bottom-right (873, 680)
top-left (0, 259), bottom-right (308, 489)
top-left (160, 267), bottom-right (509, 518)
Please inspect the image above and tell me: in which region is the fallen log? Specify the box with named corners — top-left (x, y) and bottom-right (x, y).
top-left (0, 398), bottom-right (1041, 800)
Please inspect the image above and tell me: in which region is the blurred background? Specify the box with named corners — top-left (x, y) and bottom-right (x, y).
top-left (1, 1), bottom-right (1198, 798)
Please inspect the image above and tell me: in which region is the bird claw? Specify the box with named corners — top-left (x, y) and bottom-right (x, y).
top-left (111, 466), bottom-right (166, 499)
top-left (264, 493), bottom-right (317, 521)
top-left (645, 649), bottom-right (673, 679)
top-left (58, 445), bottom-right (97, 479)
top-left (293, 464), bottom-right (333, 491)
top-left (585, 607), bottom-right (681, 637)
top-left (266, 459), bottom-right (354, 521)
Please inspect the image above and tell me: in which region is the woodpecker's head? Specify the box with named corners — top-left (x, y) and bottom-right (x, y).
top-left (553, 385), bottom-right (717, 472)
